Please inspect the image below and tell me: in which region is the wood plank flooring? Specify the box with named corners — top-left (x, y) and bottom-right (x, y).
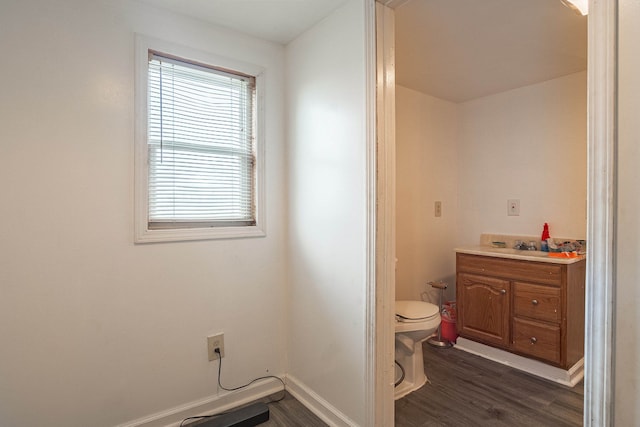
top-left (395, 343), bottom-right (584, 426)
top-left (188, 343), bottom-right (584, 426)
top-left (260, 391), bottom-right (328, 427)
top-left (185, 391), bottom-right (328, 427)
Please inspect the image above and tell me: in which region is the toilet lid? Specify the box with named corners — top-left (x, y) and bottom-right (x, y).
top-left (396, 300), bottom-right (440, 320)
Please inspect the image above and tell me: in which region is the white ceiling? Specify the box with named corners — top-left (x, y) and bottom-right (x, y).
top-left (139, 0), bottom-right (587, 103)
top-left (138, 0), bottom-right (348, 45)
top-left (395, 0), bottom-right (588, 102)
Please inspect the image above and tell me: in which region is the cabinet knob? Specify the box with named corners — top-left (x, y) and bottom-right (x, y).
top-left (532, 299), bottom-right (539, 305)
top-left (530, 337), bottom-right (537, 344)
top-left (500, 289), bottom-right (507, 295)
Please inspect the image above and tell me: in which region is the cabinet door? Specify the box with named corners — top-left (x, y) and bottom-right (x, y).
top-left (458, 273), bottom-right (510, 348)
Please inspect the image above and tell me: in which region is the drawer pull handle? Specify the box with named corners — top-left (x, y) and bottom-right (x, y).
top-left (532, 299), bottom-right (539, 305)
top-left (500, 289), bottom-right (507, 295)
top-left (530, 337), bottom-right (537, 344)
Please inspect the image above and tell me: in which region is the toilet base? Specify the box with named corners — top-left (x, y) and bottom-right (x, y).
top-left (427, 335), bottom-right (452, 348)
top-left (394, 372), bottom-right (427, 400)
top-left (394, 330), bottom-right (437, 400)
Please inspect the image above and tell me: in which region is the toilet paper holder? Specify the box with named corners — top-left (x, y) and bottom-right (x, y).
top-left (427, 281), bottom-right (453, 349)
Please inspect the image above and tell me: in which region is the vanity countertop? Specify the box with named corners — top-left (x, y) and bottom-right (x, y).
top-left (455, 245), bottom-right (586, 264)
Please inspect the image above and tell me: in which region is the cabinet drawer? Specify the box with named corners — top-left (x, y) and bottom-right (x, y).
top-left (513, 317), bottom-right (561, 364)
top-left (457, 254), bottom-right (562, 286)
top-left (513, 282), bottom-right (561, 323)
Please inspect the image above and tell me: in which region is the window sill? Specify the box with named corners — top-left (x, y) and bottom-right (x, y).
top-left (134, 225), bottom-right (266, 243)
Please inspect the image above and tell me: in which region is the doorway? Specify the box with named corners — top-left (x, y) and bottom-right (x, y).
top-left (372, 1), bottom-right (616, 426)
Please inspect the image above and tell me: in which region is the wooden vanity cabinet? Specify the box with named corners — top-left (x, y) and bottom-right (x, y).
top-left (456, 253), bottom-right (586, 369)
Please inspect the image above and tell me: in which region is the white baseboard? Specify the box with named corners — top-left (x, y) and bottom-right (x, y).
top-left (115, 374), bottom-right (360, 427)
top-left (115, 379), bottom-right (283, 427)
top-left (455, 337), bottom-right (584, 387)
top-left (285, 375), bottom-right (357, 427)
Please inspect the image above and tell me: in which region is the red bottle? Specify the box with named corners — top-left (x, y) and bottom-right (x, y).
top-left (541, 223), bottom-right (550, 252)
top-left (542, 223), bottom-right (550, 240)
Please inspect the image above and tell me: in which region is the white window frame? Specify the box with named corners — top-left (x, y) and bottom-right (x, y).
top-left (134, 35), bottom-right (266, 243)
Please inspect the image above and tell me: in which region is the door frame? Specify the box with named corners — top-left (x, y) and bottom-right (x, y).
top-left (583, 0), bottom-right (617, 425)
top-left (370, 0), bottom-right (617, 425)
top-left (370, 3), bottom-right (396, 426)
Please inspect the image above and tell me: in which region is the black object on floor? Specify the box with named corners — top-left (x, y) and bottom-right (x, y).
top-left (188, 402), bottom-right (269, 427)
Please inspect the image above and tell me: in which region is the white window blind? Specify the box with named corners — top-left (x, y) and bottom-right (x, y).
top-left (147, 51), bottom-right (256, 229)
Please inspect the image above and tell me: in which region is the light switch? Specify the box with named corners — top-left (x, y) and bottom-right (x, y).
top-left (508, 199), bottom-right (520, 216)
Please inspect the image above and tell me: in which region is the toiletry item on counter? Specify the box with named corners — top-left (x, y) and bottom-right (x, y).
top-left (513, 240), bottom-right (526, 250)
top-left (513, 240), bottom-right (537, 250)
top-left (548, 251), bottom-right (579, 258)
top-left (541, 223), bottom-right (550, 252)
top-left (547, 240), bottom-right (586, 257)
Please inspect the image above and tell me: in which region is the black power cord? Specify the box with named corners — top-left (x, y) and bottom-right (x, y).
top-left (179, 348), bottom-right (286, 427)
top-left (215, 348), bottom-right (286, 395)
top-left (394, 360), bottom-right (405, 387)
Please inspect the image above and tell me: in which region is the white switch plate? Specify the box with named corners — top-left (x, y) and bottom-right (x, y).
top-left (434, 201), bottom-right (442, 217)
top-left (508, 199), bottom-right (520, 216)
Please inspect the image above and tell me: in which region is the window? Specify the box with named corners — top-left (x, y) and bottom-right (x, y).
top-left (147, 53), bottom-right (256, 228)
top-left (135, 36), bottom-right (265, 243)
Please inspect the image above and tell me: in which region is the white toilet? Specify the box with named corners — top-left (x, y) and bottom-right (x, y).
top-left (394, 300), bottom-right (441, 400)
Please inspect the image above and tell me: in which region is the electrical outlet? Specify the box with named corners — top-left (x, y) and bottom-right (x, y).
top-left (434, 201), bottom-right (442, 217)
top-left (207, 333), bottom-right (225, 361)
top-left (507, 199), bottom-right (520, 216)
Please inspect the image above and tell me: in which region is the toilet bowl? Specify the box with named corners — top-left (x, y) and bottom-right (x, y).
top-left (395, 300), bottom-right (441, 400)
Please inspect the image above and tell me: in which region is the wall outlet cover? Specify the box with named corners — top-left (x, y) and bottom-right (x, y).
top-left (207, 333), bottom-right (225, 360)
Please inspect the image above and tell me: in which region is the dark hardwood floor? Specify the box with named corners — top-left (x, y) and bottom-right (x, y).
top-left (188, 343), bottom-right (583, 426)
top-left (260, 391), bottom-right (328, 427)
top-left (395, 343), bottom-right (584, 426)
top-left (185, 391), bottom-right (328, 427)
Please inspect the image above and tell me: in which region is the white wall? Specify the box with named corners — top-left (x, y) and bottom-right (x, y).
top-left (615, 0), bottom-right (640, 423)
top-left (0, 1), bottom-right (287, 426)
top-left (395, 86), bottom-right (459, 302)
top-left (395, 73), bottom-right (586, 301)
top-left (457, 72), bottom-right (587, 245)
top-left (285, 0), bottom-right (368, 424)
